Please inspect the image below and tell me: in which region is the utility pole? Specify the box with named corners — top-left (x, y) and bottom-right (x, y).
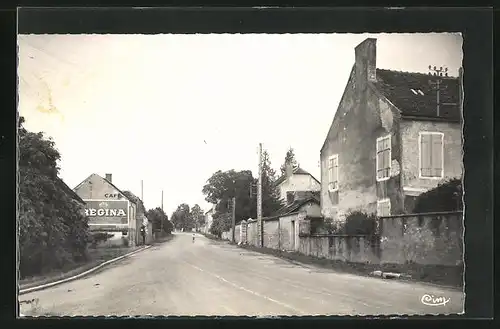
top-left (141, 180), bottom-right (144, 202)
top-left (428, 65), bottom-right (457, 116)
top-left (231, 197), bottom-right (236, 242)
top-left (257, 143), bottom-right (263, 247)
top-left (161, 190), bottom-right (164, 233)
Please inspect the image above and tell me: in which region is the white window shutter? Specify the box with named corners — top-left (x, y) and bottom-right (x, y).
top-left (431, 134), bottom-right (444, 177)
top-left (420, 134), bottom-right (432, 177)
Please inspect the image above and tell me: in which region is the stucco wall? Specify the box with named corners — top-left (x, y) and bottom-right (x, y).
top-left (279, 175), bottom-right (320, 201)
top-left (238, 211), bottom-right (462, 267)
top-left (298, 234), bottom-right (380, 264)
top-left (247, 220), bottom-right (259, 246)
top-left (379, 212), bottom-right (463, 266)
top-left (320, 65), bottom-right (399, 220)
top-left (279, 213), bottom-right (298, 251)
top-left (263, 219), bottom-right (280, 249)
top-left (400, 120), bottom-right (463, 193)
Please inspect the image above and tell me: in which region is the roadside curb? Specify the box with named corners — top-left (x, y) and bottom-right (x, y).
top-left (19, 245), bottom-right (152, 295)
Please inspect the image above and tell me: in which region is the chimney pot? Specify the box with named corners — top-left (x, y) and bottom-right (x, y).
top-left (105, 173), bottom-right (112, 182)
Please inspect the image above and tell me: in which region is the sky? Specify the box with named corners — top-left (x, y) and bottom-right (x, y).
top-left (17, 33), bottom-right (463, 217)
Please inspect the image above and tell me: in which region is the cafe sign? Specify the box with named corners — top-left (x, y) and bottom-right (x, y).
top-left (83, 199), bottom-right (129, 226)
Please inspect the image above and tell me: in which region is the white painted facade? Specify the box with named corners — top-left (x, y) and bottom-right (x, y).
top-left (203, 206), bottom-right (216, 233)
top-left (278, 174), bottom-right (321, 202)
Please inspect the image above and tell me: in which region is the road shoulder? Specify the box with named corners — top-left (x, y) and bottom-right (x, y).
top-left (236, 243), bottom-right (463, 292)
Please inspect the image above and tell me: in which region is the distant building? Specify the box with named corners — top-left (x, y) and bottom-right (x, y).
top-left (73, 173), bottom-right (152, 246)
top-left (320, 38), bottom-right (463, 222)
top-left (275, 164), bottom-right (321, 203)
top-left (203, 206), bottom-right (216, 234)
top-left (274, 190), bottom-right (321, 219)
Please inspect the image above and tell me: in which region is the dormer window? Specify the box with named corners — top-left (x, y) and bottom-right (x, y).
top-left (411, 88), bottom-right (425, 96)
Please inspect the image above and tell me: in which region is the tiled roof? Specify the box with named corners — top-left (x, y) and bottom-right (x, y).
top-left (74, 173), bottom-right (136, 204)
top-left (373, 69), bottom-right (461, 121)
top-left (275, 197), bottom-right (319, 217)
top-left (275, 167), bottom-right (320, 186)
top-left (56, 178), bottom-right (85, 204)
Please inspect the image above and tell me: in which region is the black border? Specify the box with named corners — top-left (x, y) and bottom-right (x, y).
top-left (3, 6), bottom-right (494, 325)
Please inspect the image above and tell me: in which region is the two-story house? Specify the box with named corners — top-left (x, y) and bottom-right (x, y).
top-left (275, 164), bottom-right (321, 203)
top-left (74, 173), bottom-right (152, 246)
top-left (320, 38), bottom-right (463, 222)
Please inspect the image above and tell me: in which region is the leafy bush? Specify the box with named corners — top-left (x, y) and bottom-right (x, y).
top-left (342, 211), bottom-right (377, 235)
top-left (88, 232), bottom-right (114, 247)
top-left (18, 117), bottom-right (89, 278)
top-left (209, 215), bottom-right (229, 238)
top-left (414, 178), bottom-right (463, 213)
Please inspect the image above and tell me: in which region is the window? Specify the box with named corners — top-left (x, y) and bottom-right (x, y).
top-left (377, 199), bottom-right (391, 217)
top-left (419, 132), bottom-right (444, 179)
top-left (411, 88), bottom-right (425, 96)
top-left (376, 135), bottom-right (391, 181)
top-left (328, 154), bottom-right (339, 192)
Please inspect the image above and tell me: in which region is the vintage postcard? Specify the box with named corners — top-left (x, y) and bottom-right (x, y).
top-left (17, 26), bottom-right (465, 317)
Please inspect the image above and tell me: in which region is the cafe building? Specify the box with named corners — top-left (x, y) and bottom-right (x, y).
top-left (73, 173), bottom-right (152, 247)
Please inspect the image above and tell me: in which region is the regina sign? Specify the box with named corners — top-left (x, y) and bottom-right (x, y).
top-left (83, 199), bottom-right (129, 226)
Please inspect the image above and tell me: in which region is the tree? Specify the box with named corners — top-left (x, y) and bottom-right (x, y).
top-left (261, 150), bottom-right (285, 217)
top-left (280, 147), bottom-right (299, 176)
top-left (146, 207), bottom-right (173, 235)
top-left (18, 116), bottom-right (89, 277)
top-left (171, 203), bottom-right (194, 231)
top-left (202, 169), bottom-right (256, 226)
top-left (190, 204), bottom-right (205, 231)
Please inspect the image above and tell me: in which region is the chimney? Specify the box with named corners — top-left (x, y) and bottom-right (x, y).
top-left (355, 38), bottom-right (377, 84)
top-left (105, 173), bottom-right (112, 182)
top-left (285, 163), bottom-right (294, 178)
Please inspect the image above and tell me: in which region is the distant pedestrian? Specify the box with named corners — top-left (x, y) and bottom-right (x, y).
top-left (192, 233), bottom-right (195, 243)
top-left (140, 225), bottom-right (146, 245)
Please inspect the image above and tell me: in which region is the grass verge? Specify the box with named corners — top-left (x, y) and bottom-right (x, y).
top-left (197, 231), bottom-right (225, 241)
top-left (238, 244), bottom-right (463, 289)
top-left (19, 245), bottom-right (142, 291)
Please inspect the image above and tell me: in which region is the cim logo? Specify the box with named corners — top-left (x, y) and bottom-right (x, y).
top-left (420, 294), bottom-right (451, 306)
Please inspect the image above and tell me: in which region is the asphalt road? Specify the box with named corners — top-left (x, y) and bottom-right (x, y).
top-left (19, 233), bottom-right (464, 317)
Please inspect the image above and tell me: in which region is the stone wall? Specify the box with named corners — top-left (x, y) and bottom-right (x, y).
top-left (298, 234), bottom-right (380, 264)
top-left (231, 210), bottom-right (462, 269)
top-left (379, 211), bottom-right (463, 266)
